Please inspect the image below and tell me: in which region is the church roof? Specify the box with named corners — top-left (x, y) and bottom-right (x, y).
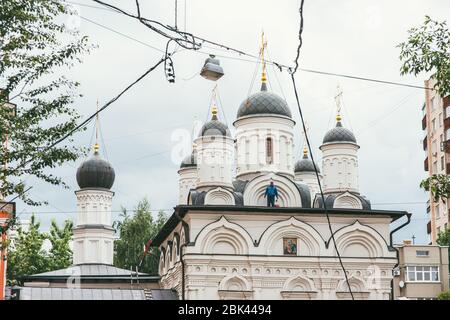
top-left (152, 205), bottom-right (410, 247)
top-left (322, 121), bottom-right (357, 144)
top-left (76, 151), bottom-right (115, 190)
top-left (180, 151), bottom-right (197, 168)
top-left (236, 83), bottom-right (292, 119)
top-left (17, 287), bottom-right (178, 300)
top-left (295, 153), bottom-right (320, 173)
top-left (199, 109), bottom-right (231, 137)
top-left (314, 192), bottom-right (371, 210)
top-left (23, 264), bottom-right (156, 282)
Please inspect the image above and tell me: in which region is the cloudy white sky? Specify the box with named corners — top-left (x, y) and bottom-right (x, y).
top-left (14, 0), bottom-right (449, 244)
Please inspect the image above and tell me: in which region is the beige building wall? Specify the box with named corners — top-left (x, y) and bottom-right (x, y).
top-left (393, 244), bottom-right (449, 299)
top-left (423, 77), bottom-right (450, 243)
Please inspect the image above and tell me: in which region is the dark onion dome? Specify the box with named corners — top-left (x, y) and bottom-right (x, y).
top-left (295, 149), bottom-right (320, 173)
top-left (199, 107), bottom-right (231, 137)
top-left (322, 115), bottom-right (356, 144)
top-left (180, 150), bottom-right (197, 169)
top-left (236, 82), bottom-right (292, 119)
top-left (76, 148), bottom-right (115, 189)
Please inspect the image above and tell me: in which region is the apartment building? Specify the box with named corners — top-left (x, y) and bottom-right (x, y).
top-left (393, 242), bottom-right (449, 299)
top-left (422, 77), bottom-right (450, 244)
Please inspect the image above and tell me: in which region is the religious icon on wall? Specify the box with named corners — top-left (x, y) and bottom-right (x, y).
top-left (283, 238), bottom-right (297, 255)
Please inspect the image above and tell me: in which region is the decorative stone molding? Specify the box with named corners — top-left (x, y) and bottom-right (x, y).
top-left (243, 173), bottom-right (302, 207)
top-left (258, 217), bottom-right (325, 256)
top-left (194, 216), bottom-right (253, 255)
top-left (334, 192), bottom-right (362, 209)
top-left (204, 187), bottom-right (235, 205)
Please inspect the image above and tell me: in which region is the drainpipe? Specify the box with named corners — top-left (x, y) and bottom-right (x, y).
top-left (389, 213), bottom-right (411, 300)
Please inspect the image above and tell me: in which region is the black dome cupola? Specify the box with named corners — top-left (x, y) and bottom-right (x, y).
top-left (199, 107), bottom-right (231, 137)
top-left (76, 145), bottom-right (115, 190)
top-left (322, 114), bottom-right (357, 144)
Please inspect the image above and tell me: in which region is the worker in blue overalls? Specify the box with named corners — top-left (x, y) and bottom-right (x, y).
top-left (264, 181), bottom-right (279, 207)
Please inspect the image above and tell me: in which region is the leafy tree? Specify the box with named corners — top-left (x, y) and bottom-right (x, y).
top-left (437, 291), bottom-right (450, 300)
top-left (0, 0), bottom-right (92, 207)
top-left (420, 174), bottom-right (450, 204)
top-left (399, 16), bottom-right (450, 203)
top-left (436, 228), bottom-right (450, 246)
top-left (436, 228), bottom-right (450, 274)
top-left (6, 215), bottom-right (74, 284)
top-left (45, 219), bottom-right (73, 270)
top-left (398, 15), bottom-right (449, 96)
top-left (6, 215), bottom-right (50, 284)
top-left (113, 198), bottom-right (167, 274)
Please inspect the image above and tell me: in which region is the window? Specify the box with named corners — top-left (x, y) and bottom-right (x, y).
top-left (432, 119), bottom-right (436, 131)
top-left (432, 161), bottom-right (437, 173)
top-left (266, 137), bottom-right (273, 164)
top-left (416, 250), bottom-right (429, 257)
top-left (406, 266), bottom-right (439, 282)
top-left (441, 156), bottom-right (445, 171)
top-left (439, 113), bottom-right (443, 127)
top-left (431, 97), bottom-right (439, 111)
top-left (432, 140), bottom-right (437, 153)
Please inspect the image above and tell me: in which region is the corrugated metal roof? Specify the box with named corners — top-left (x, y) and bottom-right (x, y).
top-left (19, 287), bottom-right (178, 300)
top-left (20, 288), bottom-right (146, 300)
top-left (29, 264), bottom-right (146, 277)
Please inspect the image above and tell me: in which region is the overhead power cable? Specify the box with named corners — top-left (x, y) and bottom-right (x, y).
top-left (288, 0), bottom-right (354, 300)
top-left (85, 0), bottom-right (432, 91)
top-left (18, 57), bottom-right (169, 170)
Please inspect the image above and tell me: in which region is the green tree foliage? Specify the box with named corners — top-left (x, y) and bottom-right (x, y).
top-left (0, 0), bottom-right (93, 206)
top-left (398, 15), bottom-right (449, 96)
top-left (420, 174), bottom-right (450, 204)
top-left (6, 215), bottom-right (73, 284)
top-left (6, 215), bottom-right (49, 284)
top-left (437, 291), bottom-right (450, 300)
top-left (113, 198), bottom-right (167, 275)
top-left (46, 219), bottom-right (73, 270)
top-left (436, 228), bottom-right (450, 246)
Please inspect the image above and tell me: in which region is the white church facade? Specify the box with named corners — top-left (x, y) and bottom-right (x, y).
top-left (153, 71), bottom-right (411, 300)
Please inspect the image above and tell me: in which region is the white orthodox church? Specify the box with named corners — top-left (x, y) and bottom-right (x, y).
top-left (16, 45), bottom-right (411, 301)
top-left (153, 60), bottom-right (411, 300)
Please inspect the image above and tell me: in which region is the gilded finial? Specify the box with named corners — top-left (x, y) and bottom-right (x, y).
top-left (93, 143), bottom-right (100, 153)
top-left (336, 114), bottom-right (342, 122)
top-left (303, 146), bottom-right (308, 158)
top-left (211, 106), bottom-right (218, 120)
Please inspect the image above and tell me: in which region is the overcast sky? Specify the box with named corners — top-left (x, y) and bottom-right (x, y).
top-left (14, 0), bottom-right (450, 245)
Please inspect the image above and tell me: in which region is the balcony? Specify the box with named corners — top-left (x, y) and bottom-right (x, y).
top-left (444, 117), bottom-right (450, 130)
top-left (424, 157), bottom-right (429, 171)
top-left (444, 95), bottom-right (450, 108)
top-left (441, 140), bottom-right (450, 153)
top-left (422, 114), bottom-right (427, 130)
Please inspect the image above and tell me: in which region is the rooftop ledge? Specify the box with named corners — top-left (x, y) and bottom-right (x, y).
top-left (152, 204), bottom-right (411, 247)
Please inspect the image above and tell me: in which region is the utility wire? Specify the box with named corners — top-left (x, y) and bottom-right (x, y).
top-left (292, 0), bottom-right (305, 75)
top-left (288, 0), bottom-right (354, 299)
top-left (79, 3), bottom-right (433, 91)
top-left (19, 57), bottom-right (168, 170)
top-left (291, 74), bottom-right (354, 300)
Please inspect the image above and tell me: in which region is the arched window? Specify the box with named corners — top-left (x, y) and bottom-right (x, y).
top-left (266, 137), bottom-right (273, 164)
